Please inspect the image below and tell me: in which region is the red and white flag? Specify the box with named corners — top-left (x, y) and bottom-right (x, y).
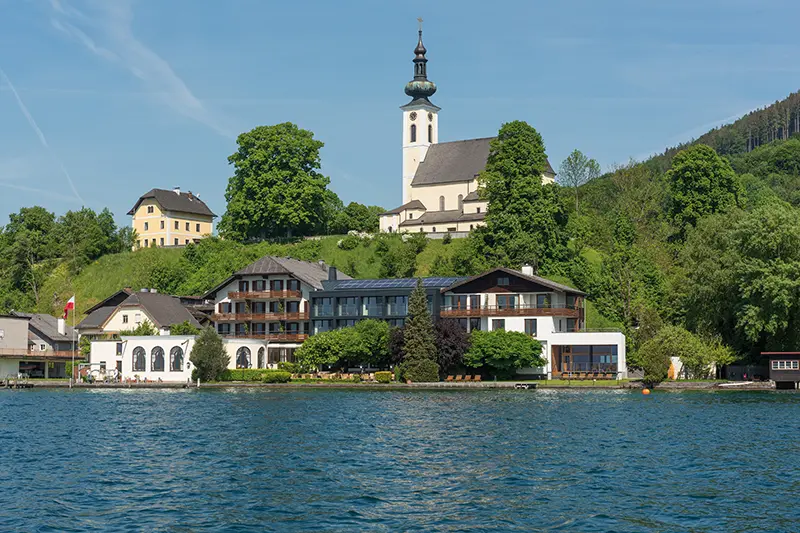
top-left (63, 296), bottom-right (75, 319)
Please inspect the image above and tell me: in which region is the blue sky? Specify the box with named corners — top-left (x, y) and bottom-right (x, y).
top-left (0, 0), bottom-right (798, 226)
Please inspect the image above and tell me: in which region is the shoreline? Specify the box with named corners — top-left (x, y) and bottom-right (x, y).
top-left (8, 380), bottom-right (777, 391)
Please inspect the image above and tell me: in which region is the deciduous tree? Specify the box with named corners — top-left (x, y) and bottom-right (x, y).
top-left (558, 149), bottom-right (601, 213)
top-left (464, 330), bottom-right (544, 378)
top-left (189, 327), bottom-right (229, 381)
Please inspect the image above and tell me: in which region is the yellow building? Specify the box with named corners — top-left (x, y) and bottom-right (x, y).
top-left (379, 27), bottom-right (555, 236)
top-left (128, 187), bottom-right (216, 249)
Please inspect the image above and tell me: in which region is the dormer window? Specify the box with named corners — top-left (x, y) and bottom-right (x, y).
top-left (147, 206), bottom-right (154, 214)
top-left (498, 277), bottom-right (510, 286)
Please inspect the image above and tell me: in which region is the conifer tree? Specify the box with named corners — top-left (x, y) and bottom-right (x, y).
top-left (399, 279), bottom-right (440, 381)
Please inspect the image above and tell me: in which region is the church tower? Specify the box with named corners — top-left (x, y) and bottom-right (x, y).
top-left (401, 20), bottom-right (440, 205)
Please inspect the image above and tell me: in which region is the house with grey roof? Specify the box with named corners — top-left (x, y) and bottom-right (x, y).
top-left (0, 312), bottom-right (78, 378)
top-left (128, 187), bottom-right (216, 250)
top-left (379, 26), bottom-right (555, 236)
top-left (202, 255), bottom-right (350, 369)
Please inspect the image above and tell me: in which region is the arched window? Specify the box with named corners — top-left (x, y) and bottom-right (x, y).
top-left (387, 226), bottom-right (393, 233)
top-left (458, 194), bottom-right (463, 210)
top-left (133, 347), bottom-right (146, 372)
top-left (258, 347), bottom-right (265, 369)
top-left (170, 346), bottom-right (184, 372)
top-left (432, 227), bottom-right (437, 233)
top-left (410, 124), bottom-right (417, 143)
top-left (151, 346), bottom-right (165, 372)
top-left (470, 224), bottom-right (474, 230)
top-left (428, 124), bottom-right (432, 143)
top-left (236, 347), bottom-right (251, 369)
top-left (439, 196), bottom-right (445, 211)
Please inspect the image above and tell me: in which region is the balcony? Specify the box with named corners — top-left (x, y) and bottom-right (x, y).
top-left (440, 304), bottom-right (582, 319)
top-left (0, 349), bottom-right (77, 360)
top-left (228, 290), bottom-right (302, 300)
top-left (213, 312), bottom-right (309, 322)
top-left (223, 333), bottom-right (309, 342)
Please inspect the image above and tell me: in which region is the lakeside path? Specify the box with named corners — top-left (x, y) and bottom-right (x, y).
top-left (20, 380), bottom-right (777, 391)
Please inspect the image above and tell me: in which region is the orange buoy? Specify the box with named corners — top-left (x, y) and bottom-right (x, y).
top-left (642, 388), bottom-right (651, 395)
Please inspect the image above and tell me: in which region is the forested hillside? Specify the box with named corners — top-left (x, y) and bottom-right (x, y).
top-left (646, 90), bottom-right (800, 173)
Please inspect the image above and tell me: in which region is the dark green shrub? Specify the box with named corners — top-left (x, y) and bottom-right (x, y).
top-left (442, 232), bottom-right (452, 245)
top-left (338, 234), bottom-right (360, 250)
top-left (262, 371), bottom-right (291, 383)
top-left (375, 371), bottom-right (392, 383)
top-left (220, 369), bottom-right (264, 381)
top-left (277, 362), bottom-right (301, 374)
top-left (638, 337), bottom-right (671, 387)
top-left (351, 373), bottom-right (362, 383)
top-left (397, 359), bottom-right (440, 382)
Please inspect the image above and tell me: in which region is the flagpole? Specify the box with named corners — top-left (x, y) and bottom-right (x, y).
top-left (71, 301), bottom-right (75, 387)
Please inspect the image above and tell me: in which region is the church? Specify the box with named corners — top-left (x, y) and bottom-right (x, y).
top-left (379, 25), bottom-right (556, 235)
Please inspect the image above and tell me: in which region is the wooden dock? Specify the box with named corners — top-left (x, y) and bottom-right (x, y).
top-left (3, 376), bottom-right (34, 389)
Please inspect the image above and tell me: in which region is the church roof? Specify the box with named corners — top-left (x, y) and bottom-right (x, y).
top-left (381, 200), bottom-right (427, 215)
top-left (411, 137), bottom-right (556, 187)
top-left (463, 190), bottom-right (482, 202)
top-left (399, 210), bottom-right (486, 227)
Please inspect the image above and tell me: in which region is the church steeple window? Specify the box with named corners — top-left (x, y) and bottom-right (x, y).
top-left (428, 124), bottom-right (432, 143)
top-left (410, 124), bottom-right (417, 143)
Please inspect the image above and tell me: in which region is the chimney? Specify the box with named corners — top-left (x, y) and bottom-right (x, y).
top-left (173, 187), bottom-right (181, 195)
top-left (521, 264), bottom-right (534, 276)
top-left (328, 266), bottom-right (338, 281)
top-left (57, 318), bottom-right (66, 336)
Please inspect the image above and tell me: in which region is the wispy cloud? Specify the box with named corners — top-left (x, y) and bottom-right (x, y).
top-left (48, 0), bottom-right (234, 138)
top-left (0, 67), bottom-right (85, 204)
top-left (0, 156), bottom-right (84, 204)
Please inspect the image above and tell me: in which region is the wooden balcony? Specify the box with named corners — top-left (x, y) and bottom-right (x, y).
top-left (213, 312), bottom-right (310, 322)
top-left (440, 305), bottom-right (582, 319)
top-left (0, 349), bottom-right (78, 360)
top-left (228, 290), bottom-right (302, 300)
top-left (223, 333), bottom-right (309, 342)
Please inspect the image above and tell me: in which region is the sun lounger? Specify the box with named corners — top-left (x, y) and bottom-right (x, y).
top-left (455, 375), bottom-right (463, 381)
top-left (446, 375), bottom-right (455, 382)
top-left (473, 375), bottom-right (482, 382)
top-left (464, 375), bottom-right (472, 382)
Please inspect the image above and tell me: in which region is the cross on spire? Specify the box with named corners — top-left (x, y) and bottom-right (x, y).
top-left (417, 17), bottom-right (423, 31)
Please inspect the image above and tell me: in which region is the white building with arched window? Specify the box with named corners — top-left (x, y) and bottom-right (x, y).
top-left (379, 25), bottom-right (555, 236)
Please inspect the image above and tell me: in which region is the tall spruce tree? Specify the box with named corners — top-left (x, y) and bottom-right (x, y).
top-left (399, 279), bottom-right (439, 381)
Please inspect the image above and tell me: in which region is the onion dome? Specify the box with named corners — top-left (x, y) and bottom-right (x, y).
top-left (404, 25), bottom-right (437, 102)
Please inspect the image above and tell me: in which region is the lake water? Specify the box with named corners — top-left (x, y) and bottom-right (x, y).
top-left (1, 388), bottom-right (799, 532)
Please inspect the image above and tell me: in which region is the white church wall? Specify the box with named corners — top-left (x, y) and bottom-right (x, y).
top-left (411, 181), bottom-right (476, 212)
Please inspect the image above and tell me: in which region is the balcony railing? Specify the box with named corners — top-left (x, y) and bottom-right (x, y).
top-left (213, 312), bottom-right (309, 322)
top-left (0, 349), bottom-right (77, 359)
top-left (222, 333), bottom-right (309, 342)
top-left (440, 304), bottom-right (582, 318)
top-left (337, 305), bottom-right (360, 317)
top-left (228, 290), bottom-right (302, 300)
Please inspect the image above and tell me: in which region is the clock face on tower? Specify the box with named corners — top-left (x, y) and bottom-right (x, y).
top-left (409, 112), bottom-right (417, 121)
top-left (428, 112), bottom-right (433, 122)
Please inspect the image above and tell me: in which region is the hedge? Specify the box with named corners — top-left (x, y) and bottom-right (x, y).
top-left (375, 371), bottom-right (392, 384)
top-left (262, 371), bottom-right (291, 383)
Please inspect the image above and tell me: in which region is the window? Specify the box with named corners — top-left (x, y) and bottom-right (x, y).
top-left (458, 194), bottom-right (463, 210)
top-left (195, 223), bottom-right (200, 232)
top-left (252, 323), bottom-right (266, 335)
top-left (497, 277), bottom-right (510, 286)
top-left (469, 295), bottom-right (480, 310)
top-left (439, 196), bottom-right (445, 211)
top-left (218, 302), bottom-right (232, 314)
top-left (174, 238), bottom-right (179, 246)
top-left (286, 322), bottom-right (299, 334)
top-left (239, 280), bottom-right (249, 292)
top-left (169, 346), bottom-right (184, 371)
top-left (287, 279), bottom-right (300, 292)
top-left (40, 343), bottom-right (46, 351)
top-left (567, 295), bottom-right (578, 309)
top-left (160, 238), bottom-right (164, 246)
top-left (525, 319), bottom-right (537, 336)
top-left (252, 280), bottom-right (265, 292)
top-left (147, 205), bottom-right (154, 214)
top-left (492, 319), bottom-right (505, 331)
top-left (497, 295), bottom-right (517, 309)
top-left (408, 213), bottom-right (414, 219)
top-left (270, 280), bottom-right (284, 292)
top-left (313, 320), bottom-right (333, 334)
top-left (772, 360), bottom-right (799, 370)
top-left (100, 361), bottom-right (106, 371)
top-left (428, 124), bottom-right (432, 143)
top-left (469, 318), bottom-right (481, 332)
top-left (116, 342), bottom-right (123, 355)
top-left (175, 221), bottom-right (179, 230)
top-left (217, 323), bottom-right (231, 335)
top-left (144, 239), bottom-right (148, 247)
top-left (132, 347), bottom-right (146, 372)
top-left (236, 347), bottom-right (251, 369)
top-left (566, 318), bottom-right (578, 332)
top-left (235, 302), bottom-right (247, 314)
top-left (536, 294), bottom-right (552, 308)
top-left (432, 227), bottom-right (436, 233)
top-left (338, 319), bottom-right (358, 328)
top-left (312, 297), bottom-right (333, 316)
top-left (122, 315), bottom-right (129, 324)
top-left (386, 296), bottom-right (408, 315)
top-left (185, 222), bottom-right (190, 231)
top-left (470, 225), bottom-right (474, 230)
top-left (185, 239), bottom-right (189, 245)
top-left (151, 347), bottom-right (165, 372)
top-left (362, 296), bottom-right (384, 316)
top-left (160, 220), bottom-right (165, 230)
top-left (410, 124), bottom-right (417, 142)
top-left (337, 297), bottom-right (360, 316)
top-left (286, 301), bottom-right (300, 313)
top-left (476, 207), bottom-right (481, 214)
top-left (257, 347), bottom-right (265, 369)
top-left (144, 222), bottom-right (149, 231)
